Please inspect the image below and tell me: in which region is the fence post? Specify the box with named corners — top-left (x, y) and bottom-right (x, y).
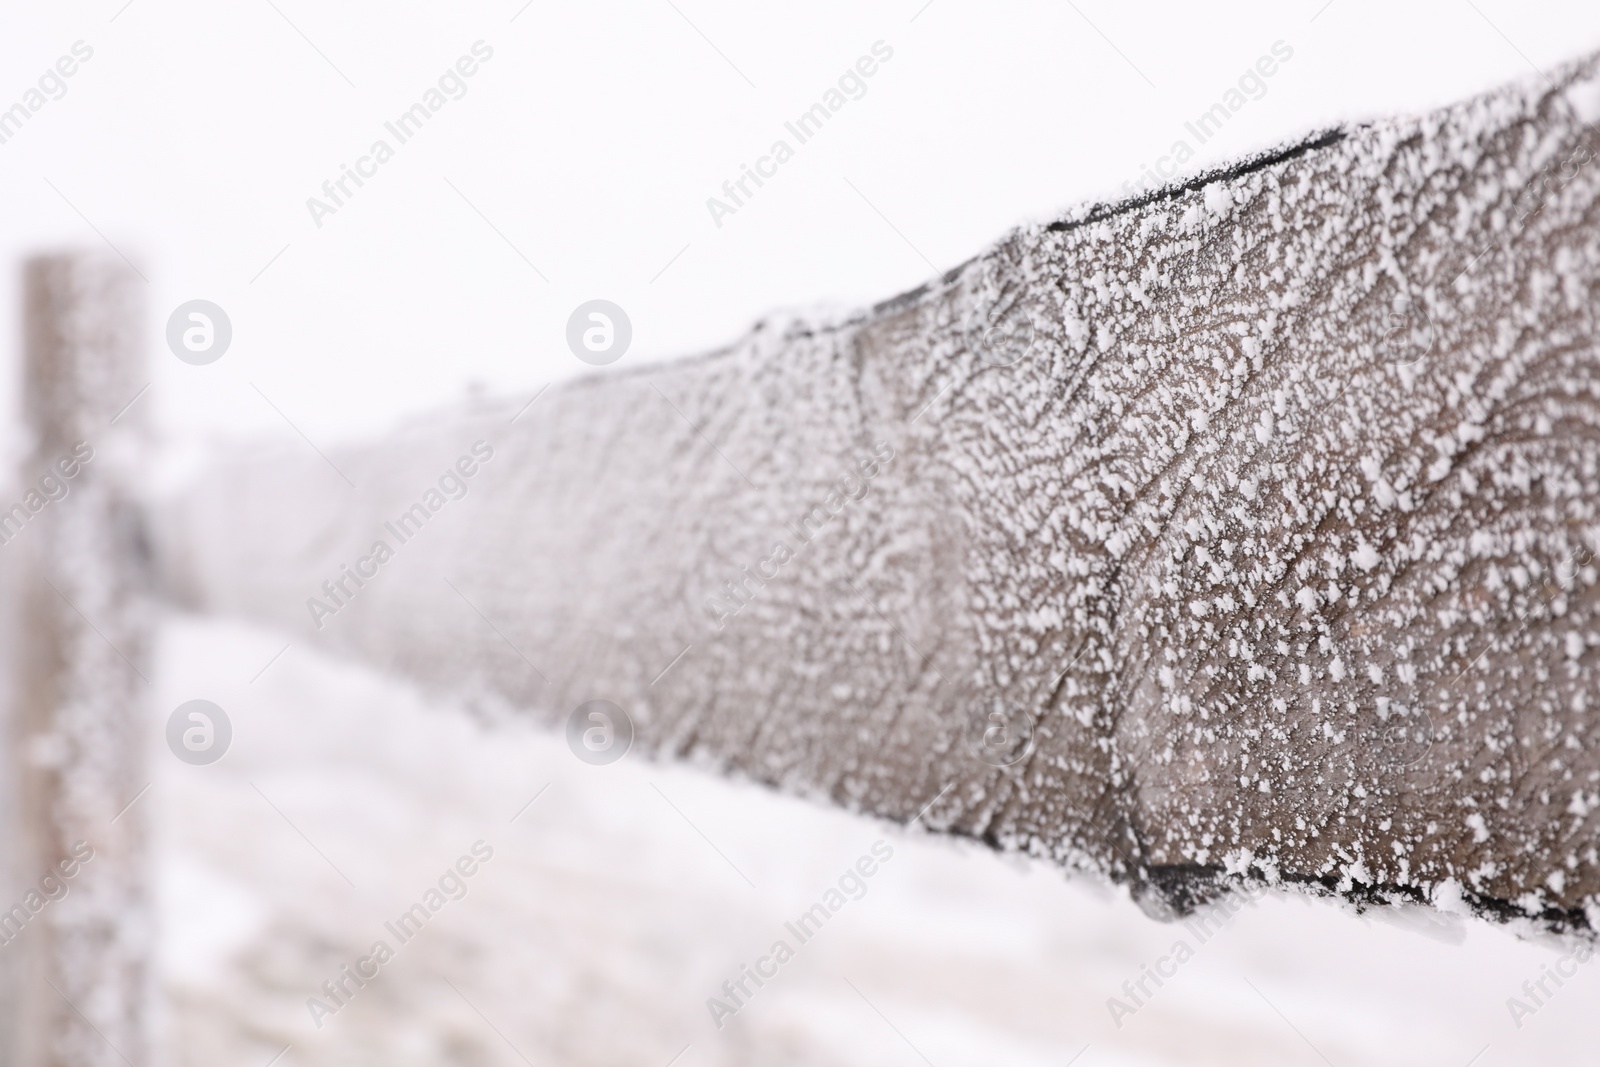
top-left (5, 252), bottom-right (150, 1067)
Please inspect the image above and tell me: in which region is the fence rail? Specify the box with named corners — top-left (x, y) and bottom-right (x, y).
top-left (156, 58), bottom-right (1600, 930)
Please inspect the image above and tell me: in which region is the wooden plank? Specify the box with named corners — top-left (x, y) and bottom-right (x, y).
top-left (158, 56), bottom-right (1600, 933)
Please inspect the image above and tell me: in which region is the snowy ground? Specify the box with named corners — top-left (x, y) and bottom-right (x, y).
top-left (150, 613), bottom-right (1597, 1066)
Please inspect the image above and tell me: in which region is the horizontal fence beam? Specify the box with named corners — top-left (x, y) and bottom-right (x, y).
top-left (158, 56), bottom-right (1600, 933)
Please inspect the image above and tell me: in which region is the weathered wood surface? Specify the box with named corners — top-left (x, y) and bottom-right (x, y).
top-left (6, 254), bottom-right (151, 1067)
top-left (160, 57), bottom-right (1600, 932)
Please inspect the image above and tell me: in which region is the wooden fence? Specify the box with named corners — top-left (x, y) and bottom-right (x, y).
top-left (7, 50), bottom-right (1600, 1067)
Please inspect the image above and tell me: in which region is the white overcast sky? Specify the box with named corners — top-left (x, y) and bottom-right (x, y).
top-left (3, 1), bottom-right (1599, 451)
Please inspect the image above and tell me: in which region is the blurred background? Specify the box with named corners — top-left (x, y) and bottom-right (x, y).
top-left (4, 1), bottom-right (1600, 1063)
